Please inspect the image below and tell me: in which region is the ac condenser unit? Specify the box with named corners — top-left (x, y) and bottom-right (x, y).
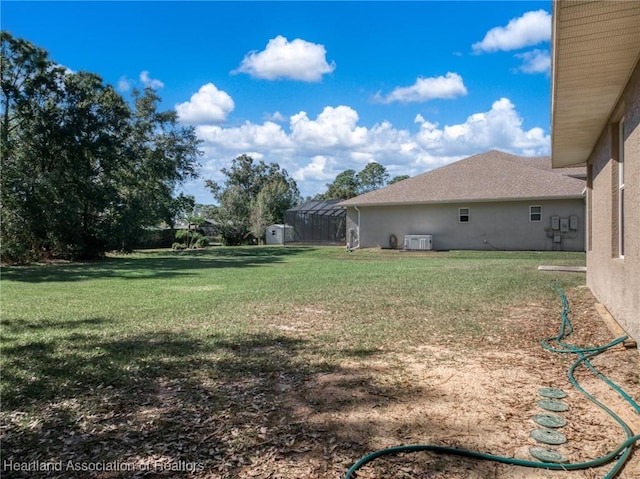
top-left (404, 234), bottom-right (433, 251)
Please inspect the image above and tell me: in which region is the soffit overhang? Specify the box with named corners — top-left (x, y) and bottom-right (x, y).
top-left (551, 1), bottom-right (640, 167)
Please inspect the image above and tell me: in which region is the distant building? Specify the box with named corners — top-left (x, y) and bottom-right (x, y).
top-left (265, 224), bottom-right (293, 245)
top-left (339, 150), bottom-right (586, 252)
top-left (284, 200), bottom-right (346, 245)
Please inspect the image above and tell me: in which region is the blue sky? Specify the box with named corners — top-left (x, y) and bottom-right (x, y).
top-left (2, 1), bottom-right (553, 203)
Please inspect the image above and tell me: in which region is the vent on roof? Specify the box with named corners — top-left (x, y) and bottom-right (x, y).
top-left (404, 235), bottom-right (433, 251)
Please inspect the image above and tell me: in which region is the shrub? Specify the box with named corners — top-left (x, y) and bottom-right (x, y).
top-left (175, 229), bottom-right (205, 249)
top-left (195, 237), bottom-right (210, 248)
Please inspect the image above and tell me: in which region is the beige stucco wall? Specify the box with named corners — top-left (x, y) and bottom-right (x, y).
top-left (586, 61), bottom-right (640, 343)
top-left (345, 199), bottom-right (585, 252)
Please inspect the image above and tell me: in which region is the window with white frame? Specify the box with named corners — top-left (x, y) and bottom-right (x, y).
top-left (459, 207), bottom-right (470, 223)
top-left (619, 118), bottom-right (625, 258)
top-left (587, 165), bottom-right (593, 251)
top-left (530, 205), bottom-right (542, 222)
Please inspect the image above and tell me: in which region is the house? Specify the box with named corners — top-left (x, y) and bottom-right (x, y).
top-left (338, 150), bottom-right (586, 252)
top-left (551, 0), bottom-right (640, 342)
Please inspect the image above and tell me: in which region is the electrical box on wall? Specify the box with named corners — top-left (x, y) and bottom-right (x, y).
top-left (551, 216), bottom-right (560, 230)
top-left (560, 218), bottom-right (569, 232)
top-left (569, 215), bottom-right (578, 231)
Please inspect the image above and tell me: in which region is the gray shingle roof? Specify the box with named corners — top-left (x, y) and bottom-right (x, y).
top-left (339, 150), bottom-right (586, 207)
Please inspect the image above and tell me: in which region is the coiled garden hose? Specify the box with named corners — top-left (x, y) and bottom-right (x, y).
top-left (344, 284), bottom-right (640, 479)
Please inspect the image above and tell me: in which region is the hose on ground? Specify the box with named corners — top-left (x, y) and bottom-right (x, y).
top-left (344, 283), bottom-right (639, 479)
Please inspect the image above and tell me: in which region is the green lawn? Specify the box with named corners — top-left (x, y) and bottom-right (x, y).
top-left (0, 247), bottom-right (587, 477)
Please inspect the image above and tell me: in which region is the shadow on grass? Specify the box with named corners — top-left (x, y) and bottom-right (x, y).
top-left (1, 325), bottom-right (313, 409)
top-left (1, 246), bottom-right (314, 283)
top-left (0, 320), bottom-right (462, 478)
top-left (1, 317), bottom-right (107, 333)
top-left (1, 330), bottom-right (309, 469)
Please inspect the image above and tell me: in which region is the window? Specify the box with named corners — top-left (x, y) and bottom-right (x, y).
top-left (612, 118), bottom-right (625, 258)
top-left (530, 205), bottom-right (542, 222)
top-left (587, 164), bottom-right (593, 251)
top-left (619, 118), bottom-right (625, 258)
top-left (459, 207), bottom-right (470, 223)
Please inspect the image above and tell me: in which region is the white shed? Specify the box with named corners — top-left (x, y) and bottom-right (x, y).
top-left (265, 224), bottom-right (286, 245)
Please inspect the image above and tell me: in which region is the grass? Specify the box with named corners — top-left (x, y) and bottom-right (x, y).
top-left (1, 247), bottom-right (586, 405)
top-left (0, 246), bottom-right (587, 477)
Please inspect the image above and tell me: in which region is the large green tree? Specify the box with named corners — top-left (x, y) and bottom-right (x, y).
top-left (388, 174), bottom-right (410, 185)
top-left (317, 162), bottom-right (391, 200)
top-left (318, 169), bottom-right (359, 200)
top-left (205, 154), bottom-right (300, 245)
top-left (356, 161), bottom-right (389, 194)
top-left (0, 32), bottom-right (201, 262)
top-left (1, 32), bottom-right (65, 261)
top-left (249, 178), bottom-right (296, 242)
top-left (106, 87), bottom-right (201, 252)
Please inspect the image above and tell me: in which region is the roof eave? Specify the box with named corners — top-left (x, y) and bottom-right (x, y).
top-left (341, 195), bottom-right (585, 208)
top-left (551, 0), bottom-right (640, 168)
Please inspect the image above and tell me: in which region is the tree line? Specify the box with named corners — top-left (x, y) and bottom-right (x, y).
top-left (203, 158), bottom-right (408, 245)
top-left (315, 162), bottom-right (409, 200)
top-left (1, 32), bottom-right (409, 259)
top-left (1, 32), bottom-right (201, 262)
top-left (204, 154), bottom-right (301, 246)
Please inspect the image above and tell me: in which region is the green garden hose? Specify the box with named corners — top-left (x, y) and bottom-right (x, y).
top-left (344, 284), bottom-right (639, 479)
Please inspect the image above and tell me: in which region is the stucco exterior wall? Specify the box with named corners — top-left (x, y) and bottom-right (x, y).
top-left (586, 60), bottom-right (640, 343)
top-left (345, 199), bottom-right (585, 252)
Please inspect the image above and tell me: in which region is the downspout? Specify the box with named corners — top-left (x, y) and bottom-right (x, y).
top-left (352, 206), bottom-right (361, 249)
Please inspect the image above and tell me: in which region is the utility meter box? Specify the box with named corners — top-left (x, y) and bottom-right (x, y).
top-left (569, 215), bottom-right (578, 231)
top-left (560, 218), bottom-right (570, 232)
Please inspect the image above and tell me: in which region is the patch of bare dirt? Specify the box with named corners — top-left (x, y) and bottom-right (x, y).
top-left (261, 286), bottom-right (640, 479)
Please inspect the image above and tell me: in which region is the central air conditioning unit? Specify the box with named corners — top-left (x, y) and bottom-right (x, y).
top-left (404, 234), bottom-right (433, 251)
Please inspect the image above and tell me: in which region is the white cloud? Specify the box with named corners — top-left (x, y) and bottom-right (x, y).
top-left (515, 49), bottom-right (551, 75)
top-left (185, 99), bottom-right (549, 202)
top-left (116, 72), bottom-right (164, 93)
top-left (375, 72), bottom-right (467, 104)
top-left (293, 155), bottom-right (338, 182)
top-left (265, 111), bottom-right (286, 122)
top-left (415, 97), bottom-right (550, 156)
top-left (290, 106), bottom-right (368, 150)
top-left (472, 10), bottom-right (551, 53)
top-left (139, 70), bottom-right (165, 89)
top-left (196, 121), bottom-right (291, 150)
top-left (234, 35), bottom-right (336, 82)
top-left (117, 76), bottom-right (132, 93)
top-left (176, 83), bottom-right (235, 125)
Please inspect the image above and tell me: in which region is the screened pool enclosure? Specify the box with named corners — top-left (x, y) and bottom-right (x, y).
top-left (284, 200), bottom-right (346, 245)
